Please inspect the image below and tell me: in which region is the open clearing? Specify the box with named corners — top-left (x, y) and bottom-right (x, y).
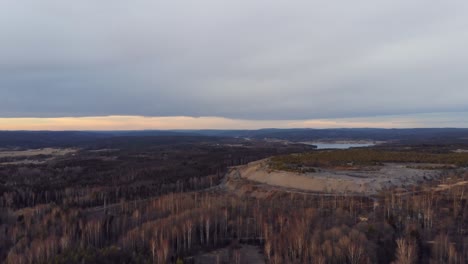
top-left (0, 148), bottom-right (77, 165)
top-left (0, 148), bottom-right (77, 158)
top-left (191, 245), bottom-right (264, 264)
top-left (229, 159), bottom-right (444, 194)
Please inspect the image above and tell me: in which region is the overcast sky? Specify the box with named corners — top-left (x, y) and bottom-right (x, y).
top-left (1, 1), bottom-right (468, 129)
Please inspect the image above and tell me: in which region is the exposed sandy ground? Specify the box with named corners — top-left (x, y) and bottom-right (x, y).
top-left (0, 148), bottom-right (77, 158)
top-left (0, 160), bottom-right (49, 165)
top-left (0, 148), bottom-right (77, 165)
top-left (190, 245), bottom-right (264, 264)
top-left (230, 159), bottom-right (442, 195)
top-left (88, 148), bottom-right (119, 153)
top-left (434, 181), bottom-right (468, 192)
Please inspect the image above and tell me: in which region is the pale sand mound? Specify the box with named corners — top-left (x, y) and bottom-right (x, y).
top-left (231, 159), bottom-right (441, 194)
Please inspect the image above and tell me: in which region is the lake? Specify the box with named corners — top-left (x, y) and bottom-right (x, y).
top-left (305, 142), bottom-right (375, 149)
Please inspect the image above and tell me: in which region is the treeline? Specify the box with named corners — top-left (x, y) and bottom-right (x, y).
top-left (0, 141), bottom-right (310, 210)
top-left (1, 142), bottom-right (467, 263)
top-left (0, 189), bottom-right (386, 263)
top-left (1, 170), bottom-right (467, 263)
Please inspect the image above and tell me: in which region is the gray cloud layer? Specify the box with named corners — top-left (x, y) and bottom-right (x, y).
top-left (1, 0), bottom-right (468, 119)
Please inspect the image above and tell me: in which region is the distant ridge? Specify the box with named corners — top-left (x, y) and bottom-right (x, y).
top-left (2, 128), bottom-right (468, 148)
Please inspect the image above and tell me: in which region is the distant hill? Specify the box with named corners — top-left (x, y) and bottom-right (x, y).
top-left (0, 131), bottom-right (201, 148)
top-left (185, 128), bottom-right (468, 143)
top-left (1, 128), bottom-right (468, 148)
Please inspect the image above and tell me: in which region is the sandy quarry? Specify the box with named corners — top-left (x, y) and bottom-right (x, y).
top-left (229, 159), bottom-right (443, 195)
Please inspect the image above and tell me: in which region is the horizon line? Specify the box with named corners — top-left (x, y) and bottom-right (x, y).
top-left (0, 114), bottom-right (467, 130)
top-left (0, 127), bottom-right (466, 132)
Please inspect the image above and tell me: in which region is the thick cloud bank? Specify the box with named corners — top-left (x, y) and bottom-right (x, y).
top-left (1, 1), bottom-right (468, 119)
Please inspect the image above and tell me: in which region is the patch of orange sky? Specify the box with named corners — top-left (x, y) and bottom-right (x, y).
top-left (0, 115), bottom-right (423, 130)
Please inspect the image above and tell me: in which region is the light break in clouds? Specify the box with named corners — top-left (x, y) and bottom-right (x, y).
top-left (1, 112), bottom-right (468, 130)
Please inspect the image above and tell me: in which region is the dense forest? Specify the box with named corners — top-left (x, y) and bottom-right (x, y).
top-left (0, 137), bottom-right (467, 263)
top-left (2, 128), bottom-right (468, 148)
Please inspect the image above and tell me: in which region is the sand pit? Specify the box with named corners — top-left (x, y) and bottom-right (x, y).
top-left (230, 159), bottom-right (442, 194)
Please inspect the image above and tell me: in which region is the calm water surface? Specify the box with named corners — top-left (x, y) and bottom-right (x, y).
top-left (307, 143), bottom-right (375, 149)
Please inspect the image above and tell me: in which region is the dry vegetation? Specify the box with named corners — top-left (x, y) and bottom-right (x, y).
top-left (0, 148), bottom-right (78, 165)
top-left (270, 149), bottom-right (468, 170)
top-left (0, 148), bottom-right (77, 158)
top-left (0, 141), bottom-right (467, 263)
